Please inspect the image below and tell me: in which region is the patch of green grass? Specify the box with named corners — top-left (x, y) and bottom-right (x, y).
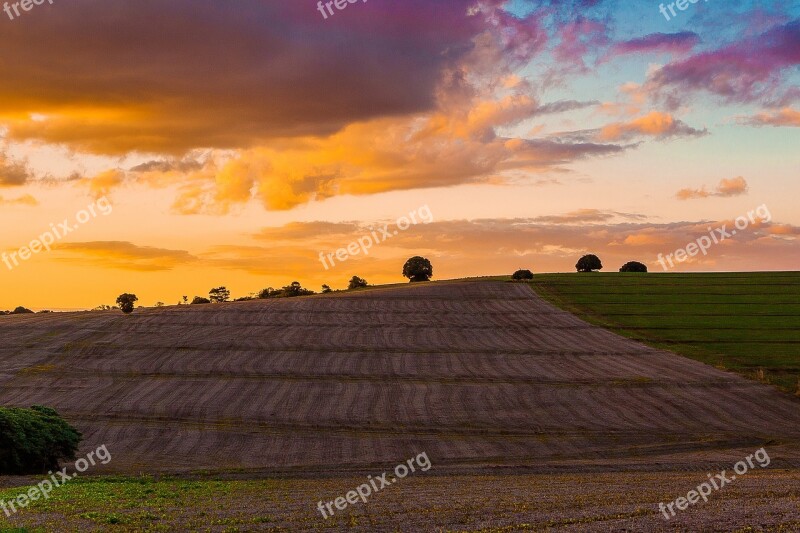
top-left (528, 272), bottom-right (800, 395)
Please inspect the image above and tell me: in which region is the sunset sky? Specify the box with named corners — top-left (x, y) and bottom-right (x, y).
top-left (0, 0), bottom-right (798, 309)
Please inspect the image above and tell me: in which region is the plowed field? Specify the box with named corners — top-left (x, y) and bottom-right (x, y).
top-left (1, 280), bottom-right (798, 475)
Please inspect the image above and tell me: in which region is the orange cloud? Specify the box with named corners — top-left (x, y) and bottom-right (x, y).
top-left (55, 241), bottom-right (198, 271)
top-left (622, 233), bottom-right (667, 246)
top-left (742, 107), bottom-right (800, 127)
top-left (0, 194), bottom-right (37, 206)
top-left (81, 169), bottom-right (126, 199)
top-left (599, 111), bottom-right (706, 141)
top-left (677, 176), bottom-right (748, 200)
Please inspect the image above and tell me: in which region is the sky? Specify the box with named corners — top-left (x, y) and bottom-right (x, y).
top-left (0, 0), bottom-right (798, 309)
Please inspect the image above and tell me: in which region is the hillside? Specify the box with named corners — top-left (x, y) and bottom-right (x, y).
top-left (1, 280), bottom-right (799, 475)
top-left (530, 272), bottom-right (800, 394)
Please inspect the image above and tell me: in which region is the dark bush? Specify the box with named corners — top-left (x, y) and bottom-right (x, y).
top-left (12, 306), bottom-right (34, 314)
top-left (191, 296), bottom-right (211, 305)
top-left (403, 256), bottom-right (433, 282)
top-left (348, 276), bottom-right (368, 290)
top-left (576, 254), bottom-right (603, 272)
top-left (281, 281), bottom-right (314, 297)
top-left (257, 287), bottom-right (276, 299)
top-left (619, 261), bottom-right (648, 273)
top-left (512, 269), bottom-right (534, 280)
top-left (0, 406), bottom-right (82, 474)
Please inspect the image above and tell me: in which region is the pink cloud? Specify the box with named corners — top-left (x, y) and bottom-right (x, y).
top-left (647, 20), bottom-right (800, 106)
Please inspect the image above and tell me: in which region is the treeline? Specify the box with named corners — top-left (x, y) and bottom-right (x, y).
top-left (0, 306), bottom-right (53, 315)
top-left (188, 276), bottom-right (369, 305)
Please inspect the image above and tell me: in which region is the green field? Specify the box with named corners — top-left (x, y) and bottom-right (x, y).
top-left (2, 470), bottom-right (799, 531)
top-left (528, 272), bottom-right (800, 395)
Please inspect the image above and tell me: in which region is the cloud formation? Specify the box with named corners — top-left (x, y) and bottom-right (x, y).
top-left (676, 177), bottom-right (749, 200)
top-left (223, 213), bottom-right (799, 278)
top-left (741, 107), bottom-right (800, 127)
top-left (0, 152), bottom-right (34, 187)
top-left (609, 32), bottom-right (700, 57)
top-left (646, 19), bottom-right (800, 107)
top-left (0, 194), bottom-right (37, 206)
top-left (599, 111), bottom-right (707, 141)
top-left (55, 241), bottom-right (198, 271)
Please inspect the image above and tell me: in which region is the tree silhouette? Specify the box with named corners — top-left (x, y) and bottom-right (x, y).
top-left (512, 269), bottom-right (534, 280)
top-left (619, 261), bottom-right (648, 272)
top-left (403, 256), bottom-right (433, 282)
top-left (348, 276), bottom-right (368, 289)
top-left (576, 254), bottom-right (603, 272)
top-left (209, 286), bottom-right (230, 303)
top-left (284, 282), bottom-right (302, 297)
top-left (116, 293), bottom-right (138, 314)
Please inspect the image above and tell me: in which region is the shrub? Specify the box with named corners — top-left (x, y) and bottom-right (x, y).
top-left (619, 261), bottom-right (648, 273)
top-left (12, 306), bottom-right (34, 314)
top-left (281, 281), bottom-right (314, 297)
top-left (512, 269), bottom-right (534, 280)
top-left (115, 293), bottom-right (138, 314)
top-left (576, 254), bottom-right (603, 272)
top-left (257, 288), bottom-right (276, 299)
top-left (402, 256), bottom-right (433, 282)
top-left (208, 286), bottom-right (230, 303)
top-left (191, 296), bottom-right (211, 305)
top-left (321, 284), bottom-right (332, 294)
top-left (0, 406), bottom-right (82, 474)
top-left (348, 276), bottom-right (368, 290)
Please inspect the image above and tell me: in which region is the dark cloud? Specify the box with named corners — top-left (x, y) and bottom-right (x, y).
top-left (0, 0), bottom-right (495, 154)
top-left (609, 32), bottom-right (700, 56)
top-left (0, 152), bottom-right (34, 187)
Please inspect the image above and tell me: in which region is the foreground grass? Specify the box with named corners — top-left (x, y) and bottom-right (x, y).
top-left (528, 272), bottom-right (800, 395)
top-left (1, 470), bottom-right (799, 531)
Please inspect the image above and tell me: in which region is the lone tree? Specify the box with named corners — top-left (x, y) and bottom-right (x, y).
top-left (116, 293), bottom-right (138, 314)
top-left (348, 276), bottom-right (368, 290)
top-left (619, 261), bottom-right (648, 273)
top-left (403, 256), bottom-right (433, 282)
top-left (209, 286), bottom-right (230, 303)
top-left (512, 269), bottom-right (534, 281)
top-left (576, 254), bottom-right (603, 273)
top-left (321, 284), bottom-right (332, 294)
